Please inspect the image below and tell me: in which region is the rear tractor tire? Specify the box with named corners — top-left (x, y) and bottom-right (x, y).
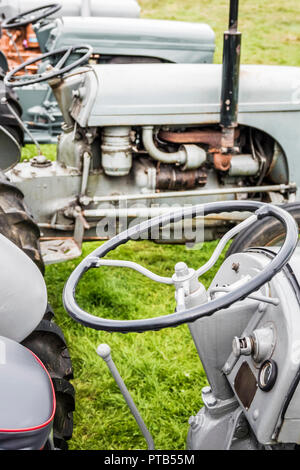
top-left (226, 202), bottom-right (300, 256)
top-left (0, 171), bottom-right (75, 449)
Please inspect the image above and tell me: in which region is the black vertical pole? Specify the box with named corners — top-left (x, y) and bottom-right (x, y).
top-left (220, 0), bottom-right (242, 150)
top-left (229, 0), bottom-right (239, 30)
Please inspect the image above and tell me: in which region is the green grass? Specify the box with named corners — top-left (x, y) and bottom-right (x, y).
top-left (139, 0), bottom-right (300, 66)
top-left (46, 240), bottom-right (222, 450)
top-left (20, 0), bottom-right (300, 450)
top-left (21, 144), bottom-right (56, 162)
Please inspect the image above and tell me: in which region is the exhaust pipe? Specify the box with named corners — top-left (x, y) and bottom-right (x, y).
top-left (220, 0), bottom-right (242, 151)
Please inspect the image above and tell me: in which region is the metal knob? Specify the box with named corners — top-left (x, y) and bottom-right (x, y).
top-left (232, 336), bottom-right (253, 357)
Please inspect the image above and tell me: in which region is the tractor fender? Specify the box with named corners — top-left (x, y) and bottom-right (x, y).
top-left (0, 233), bottom-right (47, 342)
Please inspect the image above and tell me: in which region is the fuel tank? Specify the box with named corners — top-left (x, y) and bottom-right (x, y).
top-left (71, 63), bottom-right (300, 127)
top-left (0, 233), bottom-right (47, 342)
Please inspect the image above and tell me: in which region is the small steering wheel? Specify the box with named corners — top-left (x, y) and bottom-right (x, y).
top-left (4, 45), bottom-right (93, 87)
top-left (2, 4), bottom-right (62, 30)
top-left (63, 201), bottom-right (298, 333)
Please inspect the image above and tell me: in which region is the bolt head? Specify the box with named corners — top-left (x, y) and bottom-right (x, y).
top-left (206, 395), bottom-right (217, 407)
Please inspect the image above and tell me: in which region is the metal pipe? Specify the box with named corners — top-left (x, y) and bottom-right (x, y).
top-left (97, 344), bottom-right (155, 450)
top-left (83, 191), bottom-right (293, 219)
top-left (229, 154), bottom-right (259, 176)
top-left (81, 0), bottom-right (91, 16)
top-left (142, 126), bottom-right (206, 169)
top-left (210, 287), bottom-right (279, 306)
top-left (80, 152), bottom-right (91, 196)
top-left (82, 183), bottom-right (296, 205)
top-left (229, 0), bottom-right (239, 30)
top-left (84, 207), bottom-right (185, 218)
top-left (38, 223), bottom-right (74, 231)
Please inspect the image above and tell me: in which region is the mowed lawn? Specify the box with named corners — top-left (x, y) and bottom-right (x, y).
top-left (22, 0), bottom-right (300, 450)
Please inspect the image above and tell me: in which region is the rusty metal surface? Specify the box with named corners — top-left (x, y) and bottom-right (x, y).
top-left (220, 127), bottom-right (236, 149)
top-left (234, 361), bottom-right (257, 410)
top-left (156, 165), bottom-right (207, 190)
top-left (158, 128), bottom-right (240, 147)
top-left (0, 25), bottom-right (41, 74)
top-left (213, 152), bottom-right (232, 171)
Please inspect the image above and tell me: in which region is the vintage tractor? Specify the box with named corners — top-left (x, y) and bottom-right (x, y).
top-left (1, 0), bottom-right (299, 266)
top-left (0, 0), bottom-right (299, 451)
top-left (0, 3), bottom-right (215, 143)
top-left (0, 70), bottom-right (74, 449)
top-left (63, 201), bottom-right (300, 449)
top-left (2, 202), bottom-right (298, 450)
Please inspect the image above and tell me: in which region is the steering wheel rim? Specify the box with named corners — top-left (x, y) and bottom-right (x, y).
top-left (63, 201), bottom-right (299, 333)
top-left (4, 45), bottom-right (93, 87)
top-left (2, 3), bottom-right (62, 30)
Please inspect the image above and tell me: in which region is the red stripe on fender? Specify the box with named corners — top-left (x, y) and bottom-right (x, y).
top-left (0, 350), bottom-right (56, 433)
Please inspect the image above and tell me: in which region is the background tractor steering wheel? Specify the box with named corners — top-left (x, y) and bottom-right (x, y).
top-left (4, 45), bottom-right (93, 87)
top-left (63, 201), bottom-right (298, 333)
top-left (1, 3), bottom-right (62, 30)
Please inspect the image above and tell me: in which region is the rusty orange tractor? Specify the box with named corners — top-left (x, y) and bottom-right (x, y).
top-left (0, 4), bottom-right (61, 74)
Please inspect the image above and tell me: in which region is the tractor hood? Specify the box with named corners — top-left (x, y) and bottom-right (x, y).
top-left (0, 0), bottom-right (140, 19)
top-left (45, 17), bottom-right (215, 64)
top-left (69, 63), bottom-right (300, 127)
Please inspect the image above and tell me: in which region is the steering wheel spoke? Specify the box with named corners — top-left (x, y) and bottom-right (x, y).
top-left (54, 48), bottom-right (73, 70)
top-left (96, 259), bottom-right (174, 285)
top-left (195, 214), bottom-right (258, 278)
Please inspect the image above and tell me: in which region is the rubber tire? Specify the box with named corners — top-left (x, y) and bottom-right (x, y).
top-left (22, 304), bottom-right (75, 449)
top-left (0, 171), bottom-right (44, 272)
top-left (0, 172), bottom-right (75, 449)
top-left (226, 202), bottom-right (300, 256)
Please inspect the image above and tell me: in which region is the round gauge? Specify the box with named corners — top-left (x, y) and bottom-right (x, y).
top-left (258, 360), bottom-right (278, 392)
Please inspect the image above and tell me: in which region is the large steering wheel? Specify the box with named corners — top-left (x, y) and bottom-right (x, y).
top-left (2, 4), bottom-right (62, 30)
top-left (63, 201), bottom-right (298, 333)
top-left (4, 45), bottom-right (93, 87)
